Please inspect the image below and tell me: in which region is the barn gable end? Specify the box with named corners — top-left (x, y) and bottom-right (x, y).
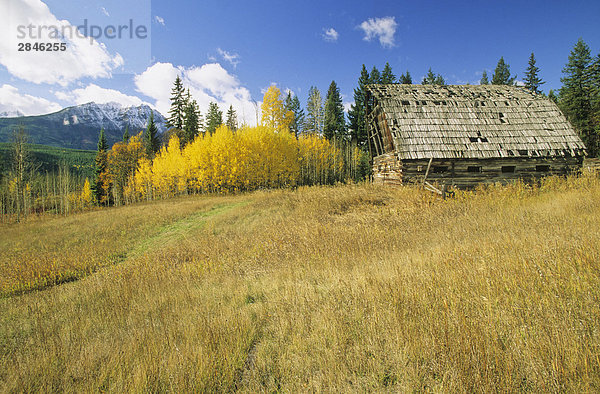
top-left (365, 84), bottom-right (586, 188)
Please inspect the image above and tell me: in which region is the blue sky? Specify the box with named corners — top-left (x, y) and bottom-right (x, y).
top-left (0, 0), bottom-right (599, 125)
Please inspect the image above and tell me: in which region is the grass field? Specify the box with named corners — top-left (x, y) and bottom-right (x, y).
top-left (1, 174), bottom-right (599, 391)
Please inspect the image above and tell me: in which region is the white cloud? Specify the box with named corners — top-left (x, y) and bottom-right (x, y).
top-left (322, 28), bottom-right (339, 42)
top-left (358, 16), bottom-right (397, 48)
top-left (217, 48), bottom-right (240, 68)
top-left (134, 62), bottom-right (258, 125)
top-left (0, 84), bottom-right (61, 116)
top-left (154, 15), bottom-right (165, 26)
top-left (343, 101), bottom-right (353, 114)
top-left (55, 83), bottom-right (147, 107)
top-left (0, 0), bottom-right (123, 86)
top-left (100, 7), bottom-right (109, 17)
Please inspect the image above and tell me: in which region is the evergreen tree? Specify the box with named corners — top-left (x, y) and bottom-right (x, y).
top-left (548, 89), bottom-right (558, 103)
top-left (167, 75), bottom-right (186, 130)
top-left (422, 68), bottom-right (445, 85)
top-left (559, 39), bottom-right (597, 155)
top-left (91, 128), bottom-right (109, 204)
top-left (144, 112), bottom-right (160, 160)
top-left (369, 66), bottom-right (381, 84)
top-left (399, 71), bottom-right (412, 84)
top-left (305, 86), bottom-right (324, 135)
top-left (182, 96), bottom-right (202, 146)
top-left (226, 105), bottom-right (238, 131)
top-left (480, 70), bottom-right (489, 85)
top-left (323, 80), bottom-right (346, 141)
top-left (524, 52), bottom-right (545, 94)
top-left (205, 102), bottom-right (223, 135)
top-left (348, 65), bottom-right (370, 147)
top-left (122, 125), bottom-right (130, 142)
top-left (381, 62), bottom-right (396, 84)
top-left (284, 92), bottom-right (304, 138)
top-left (491, 57), bottom-right (516, 85)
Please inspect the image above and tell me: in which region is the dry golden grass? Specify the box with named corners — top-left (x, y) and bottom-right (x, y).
top-left (1, 174), bottom-right (599, 392)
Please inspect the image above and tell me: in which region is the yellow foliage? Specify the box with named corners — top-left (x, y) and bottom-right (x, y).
top-left (126, 125), bottom-right (343, 201)
top-left (260, 85), bottom-right (293, 133)
top-left (80, 178), bottom-right (92, 208)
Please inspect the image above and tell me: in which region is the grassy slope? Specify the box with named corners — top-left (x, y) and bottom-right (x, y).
top-left (1, 176), bottom-right (599, 391)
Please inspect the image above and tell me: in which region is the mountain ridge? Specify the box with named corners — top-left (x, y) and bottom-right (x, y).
top-left (0, 102), bottom-right (167, 150)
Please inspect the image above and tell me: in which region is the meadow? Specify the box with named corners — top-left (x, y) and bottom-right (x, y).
top-left (1, 173), bottom-right (599, 392)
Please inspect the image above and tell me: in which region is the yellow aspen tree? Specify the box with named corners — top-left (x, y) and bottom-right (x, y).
top-left (261, 85), bottom-right (294, 133)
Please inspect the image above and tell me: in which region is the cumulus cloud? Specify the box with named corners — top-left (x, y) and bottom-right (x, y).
top-left (0, 0), bottom-right (123, 86)
top-left (322, 28), bottom-right (339, 42)
top-left (134, 62), bottom-right (258, 125)
top-left (358, 16), bottom-right (397, 48)
top-left (0, 84), bottom-right (61, 116)
top-left (217, 48), bottom-right (240, 68)
top-left (154, 15), bottom-right (165, 26)
top-left (55, 83), bottom-right (148, 107)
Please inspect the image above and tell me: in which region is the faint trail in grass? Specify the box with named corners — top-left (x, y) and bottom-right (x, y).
top-left (4, 200), bottom-right (248, 298)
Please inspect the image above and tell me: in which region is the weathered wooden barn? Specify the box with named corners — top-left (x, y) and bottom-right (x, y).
top-left (365, 84), bottom-right (586, 188)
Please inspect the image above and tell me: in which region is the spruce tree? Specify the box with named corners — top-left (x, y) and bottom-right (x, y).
top-left (422, 68), bottom-right (445, 85)
top-left (399, 71), bottom-right (412, 84)
top-left (480, 70), bottom-right (489, 85)
top-left (122, 125), bottom-right (130, 142)
top-left (369, 66), bottom-right (381, 84)
top-left (348, 65), bottom-right (370, 147)
top-left (560, 39), bottom-right (597, 155)
top-left (167, 75), bottom-right (185, 130)
top-left (91, 128), bottom-right (109, 204)
top-left (491, 57), bottom-right (516, 85)
top-left (205, 102), bottom-right (223, 135)
top-left (381, 62), bottom-right (396, 84)
top-left (182, 97), bottom-right (201, 146)
top-left (305, 86), bottom-right (324, 135)
top-left (284, 92), bottom-right (304, 138)
top-left (524, 52), bottom-right (545, 94)
top-left (323, 80), bottom-right (346, 141)
top-left (144, 112), bottom-right (160, 159)
top-left (226, 105), bottom-right (238, 131)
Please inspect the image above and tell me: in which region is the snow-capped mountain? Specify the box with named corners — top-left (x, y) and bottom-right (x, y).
top-left (0, 102), bottom-right (167, 150)
top-left (0, 110), bottom-right (25, 118)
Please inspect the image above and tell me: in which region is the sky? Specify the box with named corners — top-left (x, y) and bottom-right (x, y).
top-left (0, 0), bottom-right (599, 126)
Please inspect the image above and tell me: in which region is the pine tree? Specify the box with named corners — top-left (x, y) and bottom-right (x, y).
top-left (284, 92), bottom-right (304, 138)
top-left (548, 89), bottom-right (558, 103)
top-left (91, 128), bottom-right (109, 204)
top-left (524, 52), bottom-right (545, 94)
top-left (422, 68), bottom-right (445, 85)
top-left (399, 71), bottom-right (412, 84)
top-left (167, 75), bottom-right (186, 130)
top-left (305, 86), bottom-right (324, 135)
top-left (226, 105), bottom-right (238, 131)
top-left (369, 66), bottom-right (381, 84)
top-left (560, 39), bottom-right (597, 155)
top-left (144, 112), bottom-right (160, 160)
top-left (491, 57), bottom-right (516, 85)
top-left (205, 102), bottom-right (223, 135)
top-left (381, 62), bottom-right (396, 84)
top-left (348, 65), bottom-right (370, 147)
top-left (323, 80), bottom-right (346, 141)
top-left (123, 125), bottom-right (130, 142)
top-left (480, 70), bottom-right (489, 85)
top-left (182, 96), bottom-right (201, 146)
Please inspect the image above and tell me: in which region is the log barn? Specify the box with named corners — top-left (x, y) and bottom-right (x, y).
top-left (365, 84), bottom-right (586, 188)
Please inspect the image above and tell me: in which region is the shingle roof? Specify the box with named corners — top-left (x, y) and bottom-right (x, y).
top-left (366, 84), bottom-right (586, 160)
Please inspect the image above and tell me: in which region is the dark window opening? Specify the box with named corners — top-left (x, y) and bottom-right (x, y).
top-left (467, 166), bottom-right (482, 173)
top-left (499, 112), bottom-right (506, 123)
top-left (505, 101), bottom-right (510, 106)
top-left (481, 101), bottom-right (486, 106)
top-left (469, 136), bottom-right (489, 143)
top-left (433, 166), bottom-right (448, 173)
top-left (502, 166), bottom-right (516, 173)
top-left (402, 100), bottom-right (410, 105)
top-left (433, 100), bottom-right (440, 105)
top-left (422, 100), bottom-right (427, 105)
top-left (442, 101), bottom-right (447, 105)
top-left (518, 149), bottom-right (528, 156)
top-left (536, 165), bottom-right (550, 172)
top-left (507, 150), bottom-right (514, 156)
